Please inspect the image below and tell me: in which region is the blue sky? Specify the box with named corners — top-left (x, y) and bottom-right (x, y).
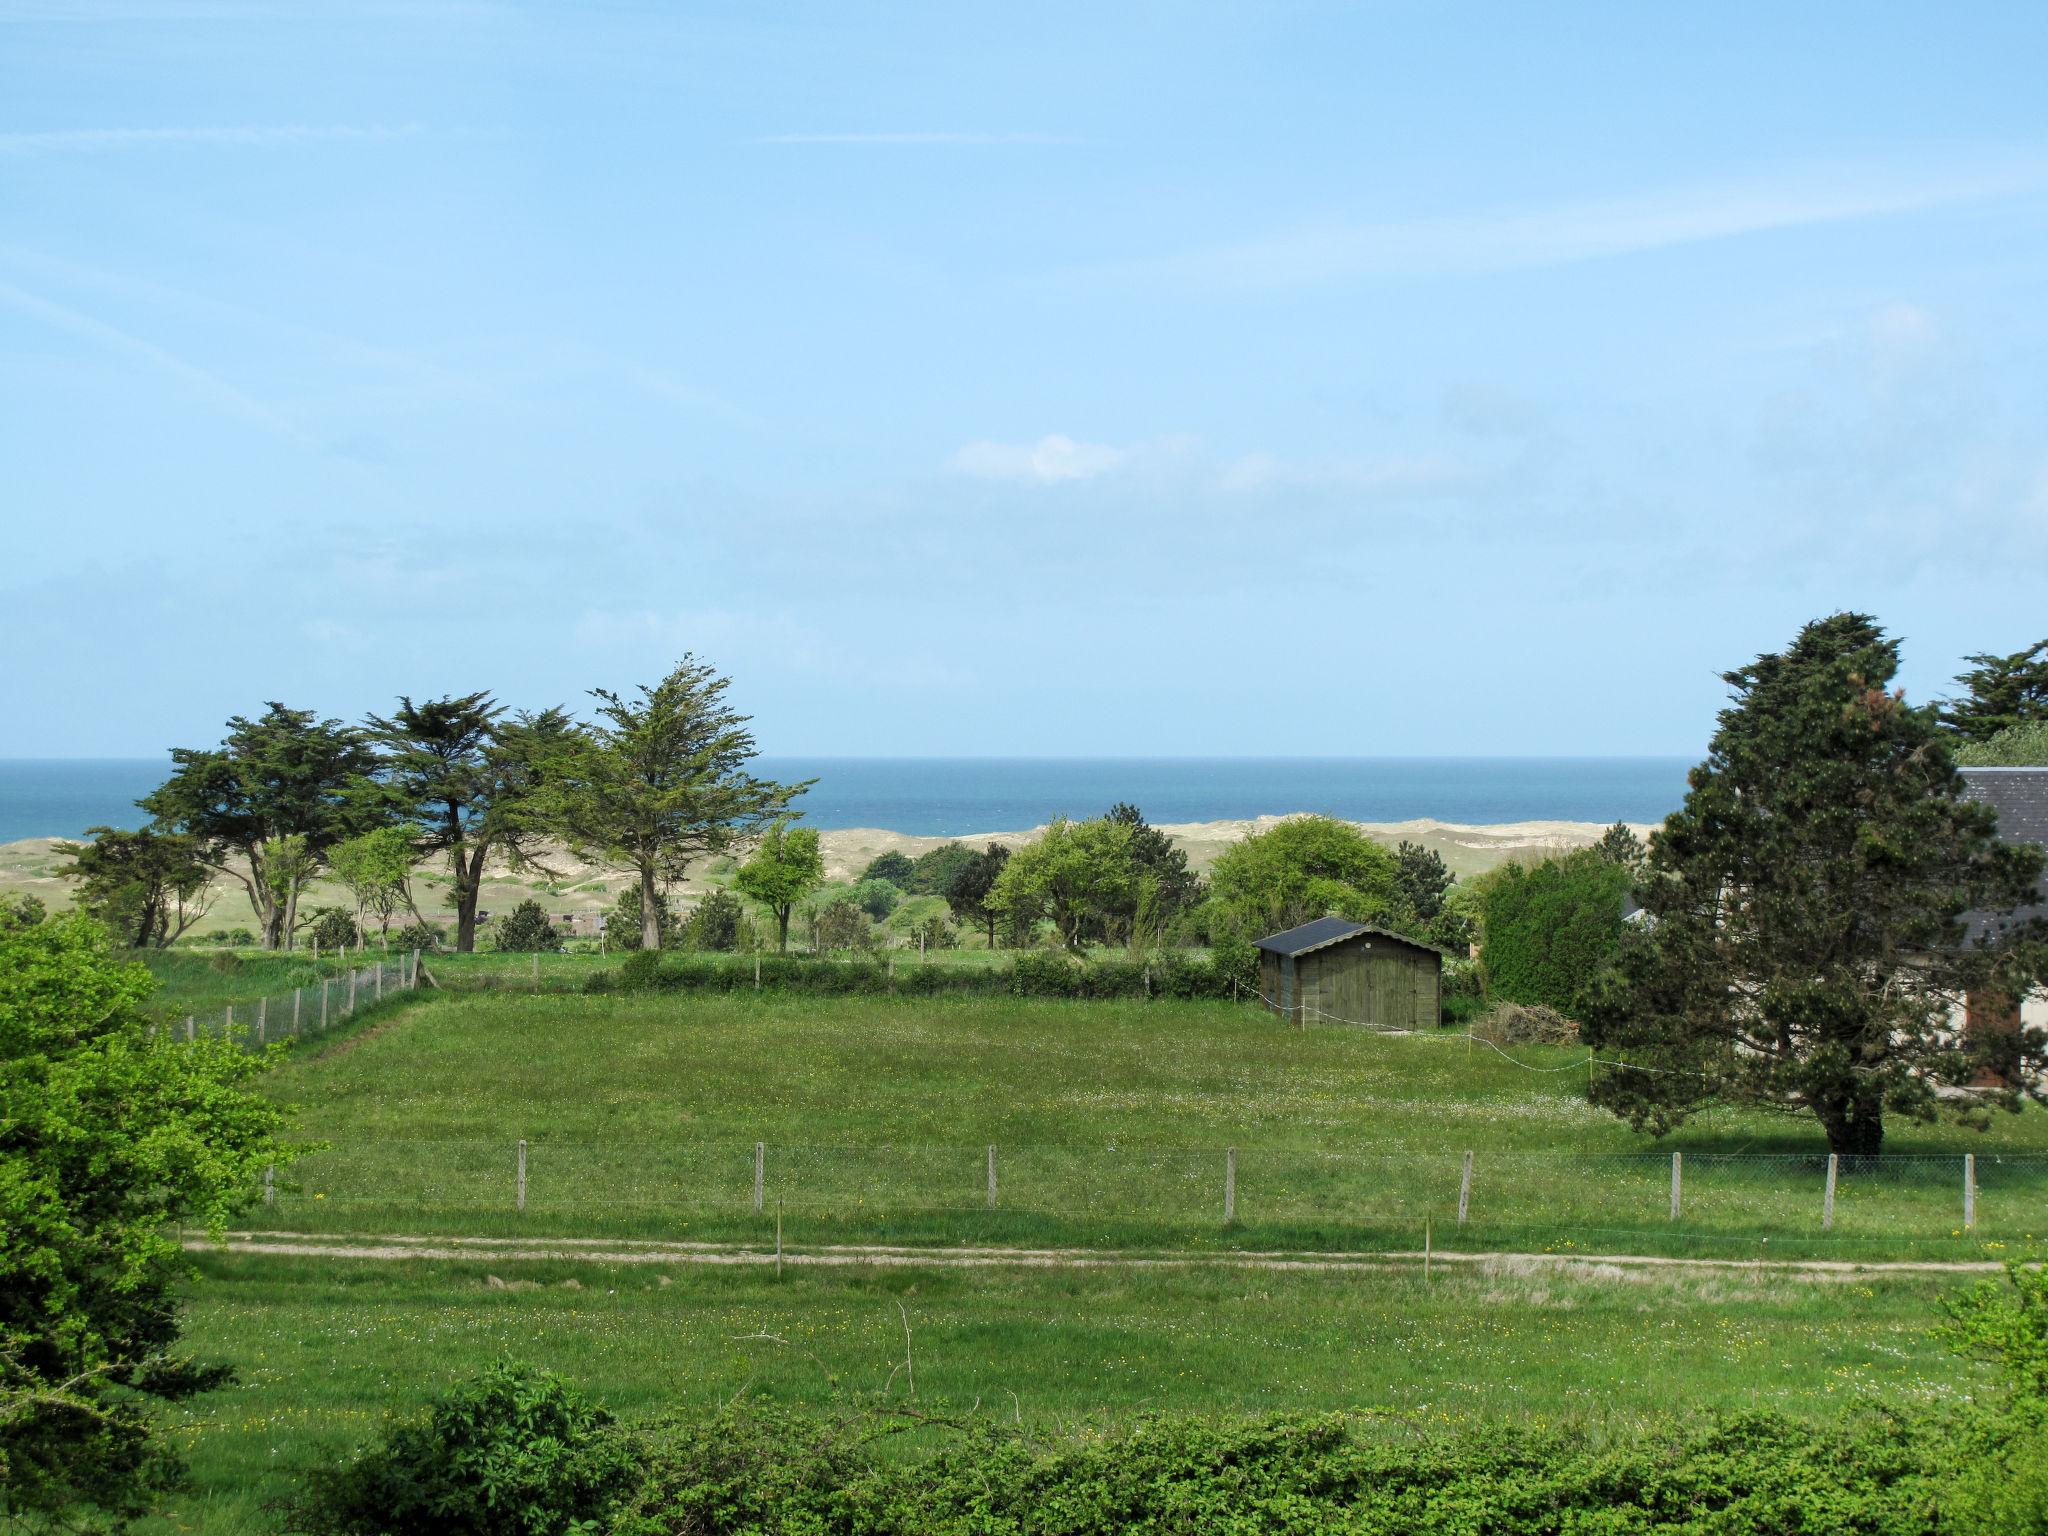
top-left (4, 1), bottom-right (2046, 757)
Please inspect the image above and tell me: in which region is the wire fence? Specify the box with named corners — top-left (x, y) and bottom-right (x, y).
top-left (248, 1139), bottom-right (2048, 1253)
top-left (152, 951), bottom-right (423, 1050)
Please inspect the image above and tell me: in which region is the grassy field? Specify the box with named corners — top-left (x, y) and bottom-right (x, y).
top-left (254, 990), bottom-right (2048, 1261)
top-left (146, 1253), bottom-right (1982, 1534)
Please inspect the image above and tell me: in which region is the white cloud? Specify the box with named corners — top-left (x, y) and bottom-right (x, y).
top-left (0, 123), bottom-right (422, 156)
top-left (1111, 157), bottom-right (2048, 291)
top-left (1218, 450), bottom-right (1475, 495)
top-left (953, 434), bottom-right (1129, 483)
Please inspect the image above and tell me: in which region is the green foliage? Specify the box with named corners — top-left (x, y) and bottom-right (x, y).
top-left (1477, 849), bottom-right (1632, 1015)
top-left (606, 886), bottom-right (678, 952)
top-left (1940, 1261), bottom-right (2048, 1402)
top-left (608, 1401), bottom-right (1951, 1536)
top-left (988, 817), bottom-right (1137, 951)
top-left (849, 878), bottom-right (899, 920)
top-left (56, 826), bottom-right (214, 948)
top-left (217, 926), bottom-right (257, 947)
top-left (367, 694), bottom-right (576, 953)
top-left (1940, 637), bottom-right (2048, 742)
top-left (1208, 929), bottom-right (1259, 995)
top-left (1936, 1262), bottom-right (2048, 1534)
top-left (618, 949), bottom-right (662, 990)
top-left (305, 907), bottom-right (361, 952)
top-left (1953, 718), bottom-right (2048, 767)
top-left (581, 950), bottom-right (1250, 1001)
top-left (733, 821), bottom-right (824, 954)
top-left (812, 896), bottom-right (873, 951)
top-left (1208, 816), bottom-right (1404, 934)
top-left (680, 889), bottom-right (745, 952)
top-left (283, 1359), bottom-right (632, 1536)
top-left (1583, 613), bottom-right (2048, 1157)
top-left (1597, 820), bottom-right (1645, 869)
top-left (395, 920), bottom-right (445, 953)
top-left (0, 891), bottom-right (46, 935)
top-left (141, 702), bottom-right (383, 948)
top-left (526, 658), bottom-right (809, 952)
top-left (909, 913), bottom-right (956, 950)
top-left (943, 842), bottom-right (1010, 947)
top-left (906, 841), bottom-right (978, 896)
top-left (1105, 802), bottom-right (1204, 925)
top-left (858, 851), bottom-right (916, 887)
top-left (498, 899), bottom-right (563, 953)
top-left (1392, 839), bottom-right (1452, 920)
top-left (326, 824), bottom-right (418, 943)
top-left (0, 916), bottom-right (290, 1527)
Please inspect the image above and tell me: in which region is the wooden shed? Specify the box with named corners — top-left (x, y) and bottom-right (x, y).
top-left (1254, 917), bottom-right (1443, 1030)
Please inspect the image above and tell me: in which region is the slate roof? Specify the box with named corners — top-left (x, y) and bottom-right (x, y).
top-left (1254, 916), bottom-right (1445, 959)
top-left (1960, 767), bottom-right (2048, 941)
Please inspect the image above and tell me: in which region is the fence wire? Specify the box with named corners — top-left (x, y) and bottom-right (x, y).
top-left (152, 951), bottom-right (422, 1051)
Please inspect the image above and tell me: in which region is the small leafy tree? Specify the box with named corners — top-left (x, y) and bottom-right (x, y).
top-left (326, 825), bottom-right (419, 949)
top-left (1940, 638), bottom-right (2048, 742)
top-left (0, 917), bottom-right (292, 1526)
top-left (858, 851), bottom-right (916, 887)
top-left (733, 822), bottom-right (823, 954)
top-left (812, 897), bottom-right (872, 952)
top-left (944, 843), bottom-right (1010, 948)
top-left (56, 827), bottom-right (216, 948)
top-left (850, 878), bottom-right (899, 921)
top-left (306, 907), bottom-right (360, 951)
top-left (1595, 821), bottom-right (1646, 870)
top-left (496, 900), bottom-right (561, 953)
top-left (988, 817), bottom-right (1137, 952)
top-left (283, 1359), bottom-right (632, 1536)
top-left (1582, 614), bottom-right (2048, 1157)
top-left (1209, 816), bottom-right (1404, 934)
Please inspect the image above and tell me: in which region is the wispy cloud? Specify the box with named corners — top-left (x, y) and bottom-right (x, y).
top-left (0, 276), bottom-right (318, 448)
top-left (1113, 157), bottom-right (2048, 290)
top-left (0, 123), bottom-right (422, 157)
top-left (953, 434), bottom-right (1129, 483)
top-left (750, 132), bottom-right (1079, 146)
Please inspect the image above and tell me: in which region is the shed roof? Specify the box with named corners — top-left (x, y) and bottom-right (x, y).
top-left (1254, 916), bottom-right (1444, 959)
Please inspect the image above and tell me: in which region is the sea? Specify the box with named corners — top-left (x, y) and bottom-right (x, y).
top-left (0, 756), bottom-right (1691, 844)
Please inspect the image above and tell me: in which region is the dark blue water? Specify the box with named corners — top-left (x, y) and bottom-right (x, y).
top-left (0, 756), bottom-right (1689, 843)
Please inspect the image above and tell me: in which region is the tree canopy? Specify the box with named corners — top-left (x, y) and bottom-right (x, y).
top-left (987, 817), bottom-right (1137, 952)
top-left (943, 843), bottom-right (1010, 947)
top-left (1207, 816), bottom-right (1403, 935)
top-left (1476, 849), bottom-right (1633, 1015)
top-left (56, 827), bottom-right (215, 949)
top-left (529, 659), bottom-right (810, 952)
top-left (1940, 638), bottom-right (2048, 743)
top-left (0, 916), bottom-right (292, 1525)
top-left (1582, 614), bottom-right (2048, 1157)
top-left (141, 704), bottom-right (381, 949)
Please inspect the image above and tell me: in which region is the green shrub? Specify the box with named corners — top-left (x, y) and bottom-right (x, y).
top-left (858, 851), bottom-right (916, 886)
top-left (395, 920), bottom-right (444, 952)
top-left (305, 908), bottom-right (359, 951)
top-left (849, 879), bottom-right (899, 920)
top-left (680, 890), bottom-right (744, 952)
top-left (1208, 930), bottom-right (1259, 996)
top-left (218, 926), bottom-right (257, 947)
top-left (813, 897), bottom-right (873, 951)
top-left (497, 900), bottom-right (563, 953)
top-left (618, 950), bottom-right (661, 990)
top-left (283, 1359), bottom-right (632, 1536)
top-left (1477, 848), bottom-right (1632, 1015)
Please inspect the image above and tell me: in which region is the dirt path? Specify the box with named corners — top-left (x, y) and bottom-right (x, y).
top-left (190, 1229), bottom-right (2014, 1280)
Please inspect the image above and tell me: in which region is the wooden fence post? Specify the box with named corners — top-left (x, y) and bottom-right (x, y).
top-left (754, 1142), bottom-right (765, 1214)
top-left (516, 1140), bottom-right (528, 1213)
top-left (987, 1145), bottom-right (998, 1209)
top-left (225, 1003), bottom-right (233, 1036)
top-left (292, 987), bottom-right (302, 1036)
top-left (1964, 1154), bottom-right (1976, 1231)
top-left (754, 953), bottom-right (761, 991)
top-left (347, 969), bottom-right (357, 1015)
top-left (1457, 1150), bottom-right (1473, 1226)
top-left (532, 953), bottom-right (539, 989)
top-left (412, 948), bottom-right (420, 988)
top-left (256, 997), bottom-right (267, 1045)
top-left (1224, 1147), bottom-right (1237, 1224)
top-left (185, 1015), bottom-right (195, 1042)
top-left (1823, 1154), bottom-right (1838, 1231)
top-left (375, 962), bottom-right (384, 1002)
top-left (263, 1166), bottom-right (275, 1206)
top-left (1670, 1152), bottom-right (1682, 1221)
top-left (321, 979), bottom-right (330, 1030)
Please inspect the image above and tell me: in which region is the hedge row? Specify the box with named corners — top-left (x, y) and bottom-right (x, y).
top-left (583, 948), bottom-right (1258, 1002)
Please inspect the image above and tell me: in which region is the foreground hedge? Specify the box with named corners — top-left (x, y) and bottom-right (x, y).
top-left (607, 1404), bottom-right (1989, 1536)
top-left (584, 948), bottom-right (1256, 1002)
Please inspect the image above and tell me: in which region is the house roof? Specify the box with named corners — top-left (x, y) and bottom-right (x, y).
top-left (1960, 766), bottom-right (2048, 941)
top-left (1254, 916), bottom-right (1445, 959)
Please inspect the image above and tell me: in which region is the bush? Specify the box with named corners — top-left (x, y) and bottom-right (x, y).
top-left (582, 951), bottom-right (1246, 1002)
top-left (907, 841), bottom-right (978, 895)
top-left (305, 908), bottom-right (359, 951)
top-left (395, 920), bottom-right (444, 952)
top-left (283, 1359), bottom-right (632, 1536)
top-left (813, 897), bottom-right (873, 951)
top-left (618, 949), bottom-right (662, 990)
top-left (849, 879), bottom-right (899, 920)
top-left (910, 914), bottom-right (956, 951)
top-left (497, 900), bottom-right (562, 953)
top-left (1475, 1000), bottom-right (1578, 1045)
top-left (217, 926), bottom-right (256, 947)
top-left (1208, 930), bottom-right (1259, 996)
top-left (680, 890), bottom-right (744, 952)
top-left (1477, 849), bottom-right (1632, 1015)
top-left (858, 851), bottom-right (916, 887)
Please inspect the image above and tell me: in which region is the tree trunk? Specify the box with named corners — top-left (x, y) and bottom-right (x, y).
top-left (776, 905), bottom-right (791, 954)
top-left (639, 864), bottom-right (662, 952)
top-left (1817, 1086), bottom-right (1885, 1160)
top-left (454, 843), bottom-right (489, 953)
